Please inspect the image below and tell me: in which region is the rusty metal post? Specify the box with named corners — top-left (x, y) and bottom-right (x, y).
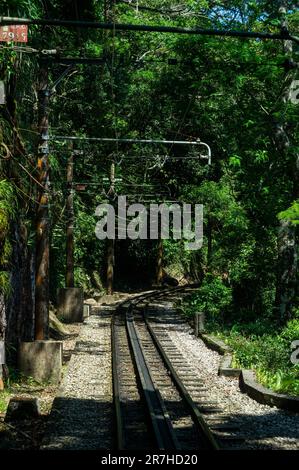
top-left (66, 144), bottom-right (74, 288)
top-left (34, 63), bottom-right (50, 340)
top-left (107, 161), bottom-right (115, 295)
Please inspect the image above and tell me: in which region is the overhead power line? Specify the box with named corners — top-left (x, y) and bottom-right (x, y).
top-left (0, 16), bottom-right (298, 43)
top-left (2, 46), bottom-right (295, 69)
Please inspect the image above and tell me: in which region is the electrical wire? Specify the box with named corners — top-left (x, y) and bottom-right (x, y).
top-left (0, 144), bottom-right (44, 189)
top-left (0, 44), bottom-right (294, 70)
top-left (15, 185), bottom-right (40, 204)
top-left (18, 127), bottom-right (40, 135)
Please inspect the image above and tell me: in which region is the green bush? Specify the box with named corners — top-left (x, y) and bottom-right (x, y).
top-left (258, 367), bottom-right (299, 395)
top-left (184, 274), bottom-right (232, 319)
top-left (183, 288), bottom-right (299, 396)
top-left (228, 332), bottom-right (289, 371)
top-left (280, 319), bottom-right (299, 342)
top-left (74, 267), bottom-right (92, 292)
top-left (219, 320), bottom-right (299, 396)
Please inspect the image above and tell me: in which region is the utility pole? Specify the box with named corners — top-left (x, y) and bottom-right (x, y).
top-left (156, 216), bottom-right (163, 286)
top-left (107, 161), bottom-right (115, 295)
top-left (66, 143), bottom-right (75, 288)
top-left (34, 62), bottom-right (50, 340)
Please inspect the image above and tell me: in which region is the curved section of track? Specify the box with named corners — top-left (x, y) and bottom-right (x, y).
top-left (112, 285), bottom-right (219, 451)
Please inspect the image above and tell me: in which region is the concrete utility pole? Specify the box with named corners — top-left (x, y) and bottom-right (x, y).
top-left (107, 161), bottom-right (115, 295)
top-left (66, 144), bottom-right (75, 288)
top-left (34, 62), bottom-right (50, 340)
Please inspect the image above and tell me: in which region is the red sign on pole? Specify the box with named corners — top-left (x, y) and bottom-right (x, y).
top-left (0, 25), bottom-right (28, 43)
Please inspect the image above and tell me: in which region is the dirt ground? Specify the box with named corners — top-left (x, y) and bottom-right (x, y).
top-left (0, 324), bottom-right (81, 450)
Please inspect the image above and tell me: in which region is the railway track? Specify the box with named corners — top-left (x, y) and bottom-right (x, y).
top-left (112, 285), bottom-right (221, 451)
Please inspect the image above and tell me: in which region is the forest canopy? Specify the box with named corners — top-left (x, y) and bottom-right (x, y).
top-left (0, 1), bottom-right (298, 391)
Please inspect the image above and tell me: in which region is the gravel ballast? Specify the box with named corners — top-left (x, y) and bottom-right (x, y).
top-left (42, 307), bottom-right (113, 450)
top-left (41, 295), bottom-right (299, 451)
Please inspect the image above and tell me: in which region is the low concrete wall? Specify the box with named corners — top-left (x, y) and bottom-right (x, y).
top-left (199, 332), bottom-right (231, 355)
top-left (198, 331), bottom-right (299, 412)
top-left (240, 370), bottom-right (299, 412)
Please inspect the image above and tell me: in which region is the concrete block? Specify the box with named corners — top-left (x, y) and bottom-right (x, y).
top-left (83, 303), bottom-right (90, 319)
top-left (195, 312), bottom-right (205, 336)
top-left (5, 397), bottom-right (40, 421)
top-left (18, 340), bottom-right (62, 384)
top-left (57, 287), bottom-right (84, 323)
top-left (218, 354), bottom-right (242, 377)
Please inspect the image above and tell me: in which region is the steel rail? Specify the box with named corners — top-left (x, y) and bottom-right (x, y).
top-left (112, 285), bottom-right (196, 450)
top-left (120, 283), bottom-right (199, 311)
top-left (111, 314), bottom-right (124, 450)
top-left (144, 315), bottom-right (219, 450)
top-left (125, 308), bottom-right (180, 450)
top-left (115, 283), bottom-right (219, 450)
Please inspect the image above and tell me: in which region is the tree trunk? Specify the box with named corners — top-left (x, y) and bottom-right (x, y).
top-left (107, 162), bottom-right (115, 295)
top-left (275, 3), bottom-right (298, 321)
top-left (6, 223), bottom-right (35, 360)
top-left (156, 236), bottom-right (163, 286)
top-left (104, 1), bottom-right (114, 21)
top-left (66, 146), bottom-right (75, 288)
top-left (0, 293), bottom-right (6, 389)
top-left (207, 216), bottom-right (212, 269)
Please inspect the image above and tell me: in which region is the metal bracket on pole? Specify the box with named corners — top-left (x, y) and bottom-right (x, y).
top-left (48, 135), bottom-right (212, 165)
top-left (198, 142), bottom-right (211, 165)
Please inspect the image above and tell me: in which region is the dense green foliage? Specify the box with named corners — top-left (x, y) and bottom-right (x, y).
top-left (0, 1), bottom-right (298, 390)
top-left (183, 290), bottom-right (299, 394)
top-left (0, 180), bottom-right (16, 294)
